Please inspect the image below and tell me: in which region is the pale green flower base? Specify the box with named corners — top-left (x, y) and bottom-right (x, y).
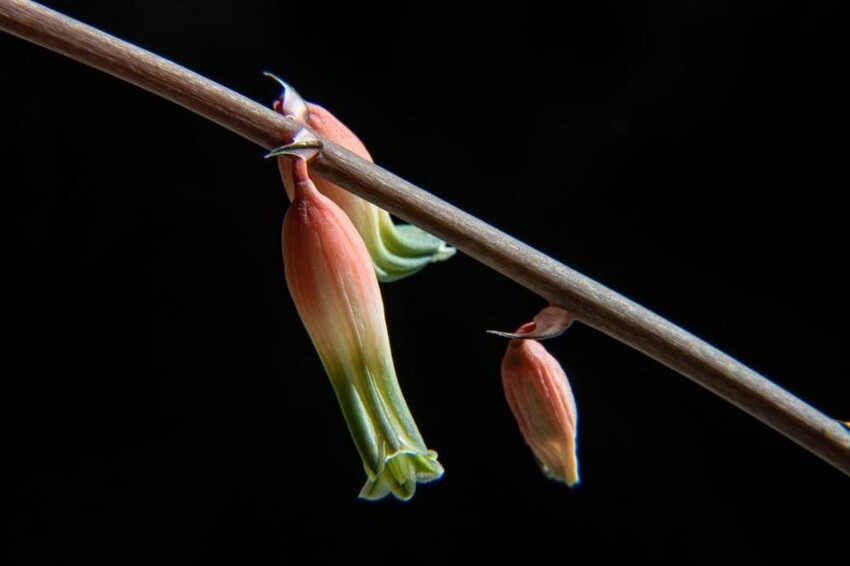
top-left (330, 365), bottom-right (444, 501)
top-left (359, 450), bottom-right (444, 501)
top-left (370, 216), bottom-right (456, 283)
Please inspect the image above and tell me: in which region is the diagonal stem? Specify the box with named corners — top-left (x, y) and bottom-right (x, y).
top-left (2, 0), bottom-right (848, 475)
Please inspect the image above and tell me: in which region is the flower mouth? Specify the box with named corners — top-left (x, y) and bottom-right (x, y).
top-left (360, 449), bottom-right (444, 501)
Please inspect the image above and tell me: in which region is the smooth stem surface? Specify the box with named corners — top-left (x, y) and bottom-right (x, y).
top-left (2, 0), bottom-right (848, 475)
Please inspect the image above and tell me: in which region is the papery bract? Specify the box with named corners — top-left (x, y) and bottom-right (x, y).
top-left (501, 337), bottom-right (580, 487)
top-left (268, 73), bottom-right (455, 282)
top-left (488, 305), bottom-right (575, 340)
top-left (282, 157), bottom-right (443, 500)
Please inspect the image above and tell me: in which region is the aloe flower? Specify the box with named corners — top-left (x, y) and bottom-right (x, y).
top-left (501, 330), bottom-right (580, 487)
top-left (281, 151), bottom-right (443, 500)
top-left (267, 73), bottom-right (455, 282)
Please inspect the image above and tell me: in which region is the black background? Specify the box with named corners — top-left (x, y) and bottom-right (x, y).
top-left (3, 1), bottom-right (848, 564)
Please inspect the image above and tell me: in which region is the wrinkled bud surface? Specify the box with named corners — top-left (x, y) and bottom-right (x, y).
top-left (269, 75), bottom-right (455, 282)
top-left (283, 158), bottom-right (443, 500)
top-left (502, 338), bottom-right (579, 487)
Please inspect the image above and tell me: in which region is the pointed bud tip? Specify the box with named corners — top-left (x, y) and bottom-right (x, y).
top-left (264, 71), bottom-right (309, 121)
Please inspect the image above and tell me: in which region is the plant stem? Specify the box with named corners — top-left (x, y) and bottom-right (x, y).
top-left (2, 0), bottom-right (848, 475)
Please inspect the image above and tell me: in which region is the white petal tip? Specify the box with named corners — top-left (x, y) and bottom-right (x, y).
top-left (265, 71), bottom-right (309, 121)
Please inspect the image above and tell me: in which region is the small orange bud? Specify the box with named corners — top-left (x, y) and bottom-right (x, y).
top-left (501, 338), bottom-right (579, 487)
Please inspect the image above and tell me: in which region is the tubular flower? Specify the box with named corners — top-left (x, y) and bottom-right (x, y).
top-left (500, 319), bottom-right (579, 487)
top-left (267, 73), bottom-right (455, 282)
top-left (281, 153), bottom-right (443, 500)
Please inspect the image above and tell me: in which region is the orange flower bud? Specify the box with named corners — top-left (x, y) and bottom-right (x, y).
top-left (282, 155), bottom-right (443, 500)
top-left (501, 337), bottom-right (580, 487)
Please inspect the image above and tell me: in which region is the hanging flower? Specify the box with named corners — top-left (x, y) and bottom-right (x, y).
top-left (279, 140), bottom-right (443, 500)
top-left (266, 72), bottom-right (455, 282)
top-left (497, 308), bottom-right (580, 487)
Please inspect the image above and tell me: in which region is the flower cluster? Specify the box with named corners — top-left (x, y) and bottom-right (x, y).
top-left (268, 78), bottom-right (581, 499)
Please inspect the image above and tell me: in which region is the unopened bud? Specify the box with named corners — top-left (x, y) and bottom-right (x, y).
top-left (501, 334), bottom-right (579, 487)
